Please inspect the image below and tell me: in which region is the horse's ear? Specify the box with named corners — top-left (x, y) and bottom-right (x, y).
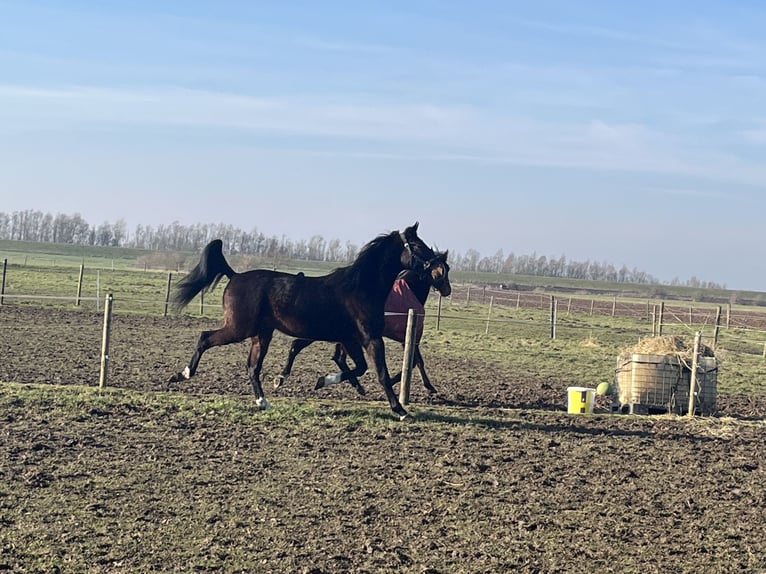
top-left (403, 222), bottom-right (420, 240)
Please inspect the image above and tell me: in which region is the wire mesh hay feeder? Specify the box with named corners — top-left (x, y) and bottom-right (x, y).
top-left (615, 336), bottom-right (717, 415)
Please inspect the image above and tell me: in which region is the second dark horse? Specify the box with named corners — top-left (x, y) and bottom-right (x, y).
top-left (167, 223), bottom-right (438, 420)
top-left (276, 251), bottom-right (451, 395)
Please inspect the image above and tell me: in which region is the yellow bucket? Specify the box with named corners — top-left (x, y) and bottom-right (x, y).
top-left (567, 387), bottom-right (596, 414)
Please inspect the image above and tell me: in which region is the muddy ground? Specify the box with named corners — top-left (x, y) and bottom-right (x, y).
top-left (2, 306), bottom-right (766, 573)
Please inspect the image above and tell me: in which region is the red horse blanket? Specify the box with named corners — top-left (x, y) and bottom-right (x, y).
top-left (383, 278), bottom-right (425, 343)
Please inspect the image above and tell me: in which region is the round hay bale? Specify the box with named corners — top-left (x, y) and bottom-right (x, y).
top-left (615, 336), bottom-right (717, 415)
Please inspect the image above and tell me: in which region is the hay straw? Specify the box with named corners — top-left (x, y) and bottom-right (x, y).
top-left (621, 335), bottom-right (715, 362)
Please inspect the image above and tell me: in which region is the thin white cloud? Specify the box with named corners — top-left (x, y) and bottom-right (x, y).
top-left (292, 35), bottom-right (395, 54)
top-left (2, 83), bottom-right (766, 189)
top-left (520, 19), bottom-right (685, 51)
top-left (641, 187), bottom-right (728, 200)
top-left (740, 122), bottom-right (766, 144)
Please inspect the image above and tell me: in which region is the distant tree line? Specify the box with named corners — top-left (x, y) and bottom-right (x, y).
top-left (0, 209), bottom-right (724, 289)
top-left (0, 209), bottom-right (360, 263)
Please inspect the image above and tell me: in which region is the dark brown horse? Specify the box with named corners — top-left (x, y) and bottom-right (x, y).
top-left (167, 223), bottom-right (438, 420)
top-left (276, 250), bottom-right (451, 395)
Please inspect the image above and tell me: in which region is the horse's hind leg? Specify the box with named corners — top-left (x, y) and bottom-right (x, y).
top-left (247, 331), bottom-right (273, 409)
top-left (330, 344), bottom-right (365, 395)
top-left (387, 345), bottom-right (435, 394)
top-left (168, 327), bottom-right (241, 384)
top-left (315, 342), bottom-right (367, 395)
top-left (365, 337), bottom-right (410, 421)
top-left (412, 346), bottom-right (436, 394)
top-left (275, 338), bottom-right (314, 389)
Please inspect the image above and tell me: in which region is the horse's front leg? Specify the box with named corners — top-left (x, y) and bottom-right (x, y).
top-left (365, 337), bottom-right (410, 421)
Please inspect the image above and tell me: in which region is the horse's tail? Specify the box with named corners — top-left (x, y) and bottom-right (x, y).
top-left (172, 239), bottom-right (236, 310)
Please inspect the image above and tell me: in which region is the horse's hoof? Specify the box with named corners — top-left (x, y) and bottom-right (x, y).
top-left (355, 384), bottom-right (366, 396)
top-left (315, 377), bottom-right (325, 390)
top-left (274, 375), bottom-right (285, 390)
top-left (399, 413), bottom-right (415, 423)
top-left (168, 366), bottom-right (191, 383)
top-left (256, 397), bottom-right (271, 410)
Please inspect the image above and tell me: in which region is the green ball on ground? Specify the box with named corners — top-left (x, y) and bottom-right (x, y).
top-left (596, 382), bottom-right (613, 396)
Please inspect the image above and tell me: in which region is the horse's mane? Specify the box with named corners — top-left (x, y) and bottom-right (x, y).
top-left (328, 230), bottom-right (401, 292)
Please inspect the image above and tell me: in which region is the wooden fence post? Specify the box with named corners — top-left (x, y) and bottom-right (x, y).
top-left (466, 286), bottom-right (471, 306)
top-left (485, 296), bottom-right (494, 335)
top-left (713, 306), bottom-right (722, 345)
top-left (399, 309), bottom-right (417, 406)
top-left (726, 303), bottom-right (731, 329)
top-left (550, 295), bottom-right (557, 339)
top-left (0, 258), bottom-right (6, 306)
top-left (164, 272), bottom-right (173, 316)
top-left (199, 290), bottom-right (204, 316)
top-left (687, 331), bottom-right (702, 416)
top-left (611, 295), bottom-right (617, 317)
top-left (99, 293), bottom-right (114, 389)
top-left (436, 295), bottom-right (442, 331)
top-left (76, 264), bottom-right (85, 306)
top-left (658, 302), bottom-right (665, 336)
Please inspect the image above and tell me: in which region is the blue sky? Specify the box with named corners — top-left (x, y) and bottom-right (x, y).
top-left (1, 1), bottom-right (765, 289)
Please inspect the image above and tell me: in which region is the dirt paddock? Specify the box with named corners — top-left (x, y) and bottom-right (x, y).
top-left (2, 306), bottom-right (766, 573)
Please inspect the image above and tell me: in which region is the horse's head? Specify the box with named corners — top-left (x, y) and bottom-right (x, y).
top-left (426, 250), bottom-right (451, 297)
top-left (399, 222), bottom-right (437, 273)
